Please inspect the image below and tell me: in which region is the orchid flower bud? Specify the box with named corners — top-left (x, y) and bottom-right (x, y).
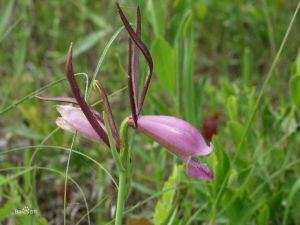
top-left (128, 115), bottom-right (214, 181)
top-left (56, 105), bottom-right (108, 146)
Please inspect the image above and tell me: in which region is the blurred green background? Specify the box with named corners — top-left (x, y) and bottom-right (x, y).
top-left (0, 0), bottom-right (299, 224)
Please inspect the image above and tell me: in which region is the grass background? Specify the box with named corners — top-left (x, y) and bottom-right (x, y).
top-left (0, 0), bottom-right (300, 224)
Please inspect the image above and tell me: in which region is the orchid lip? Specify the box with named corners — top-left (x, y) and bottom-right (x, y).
top-left (128, 115), bottom-right (213, 156)
top-left (128, 115), bottom-right (214, 181)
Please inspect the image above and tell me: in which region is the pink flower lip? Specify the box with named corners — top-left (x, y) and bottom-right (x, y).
top-left (128, 115), bottom-right (214, 181)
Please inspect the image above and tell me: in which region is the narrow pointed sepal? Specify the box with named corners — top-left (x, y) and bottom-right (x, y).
top-left (132, 6), bottom-right (141, 108)
top-left (35, 96), bottom-right (78, 105)
top-left (65, 43), bottom-right (110, 146)
top-left (128, 39), bottom-right (138, 127)
top-left (116, 3), bottom-right (153, 114)
top-left (95, 81), bottom-right (122, 149)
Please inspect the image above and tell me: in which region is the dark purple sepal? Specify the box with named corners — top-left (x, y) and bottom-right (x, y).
top-left (65, 43), bottom-right (110, 147)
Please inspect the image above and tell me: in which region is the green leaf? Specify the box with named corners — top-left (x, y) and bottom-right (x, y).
top-left (147, 0), bottom-right (168, 37)
top-left (225, 96), bottom-right (238, 121)
top-left (221, 188), bottom-right (243, 224)
top-left (237, 197), bottom-right (265, 225)
top-left (11, 125), bottom-right (44, 140)
top-left (73, 30), bottom-right (108, 57)
top-left (289, 74), bottom-right (300, 108)
top-left (0, 200), bottom-right (16, 222)
top-left (258, 204), bottom-right (270, 225)
top-left (154, 165), bottom-right (183, 225)
top-left (228, 121), bottom-right (245, 148)
top-left (16, 214), bottom-right (49, 225)
top-left (152, 37), bottom-right (176, 93)
top-left (195, 78), bottom-right (207, 122)
top-left (210, 137), bottom-right (230, 197)
top-left (0, 0), bottom-right (15, 35)
top-left (291, 48), bottom-right (300, 75)
top-left (57, 30), bottom-right (108, 63)
top-left (282, 178), bottom-right (300, 225)
top-left (181, 15), bottom-right (196, 125)
top-left (149, 95), bottom-right (171, 115)
top-left (168, 0), bottom-right (191, 45)
top-left (242, 47), bottom-right (251, 86)
top-left (13, 29), bottom-right (28, 77)
top-left (13, 1), bottom-right (30, 77)
top-left (195, 1), bottom-right (208, 19)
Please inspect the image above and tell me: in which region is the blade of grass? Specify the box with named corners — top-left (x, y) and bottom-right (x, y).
top-left (0, 166), bottom-right (90, 225)
top-left (106, 186), bottom-right (179, 225)
top-left (261, 0), bottom-right (276, 57)
top-left (0, 0), bottom-right (15, 35)
top-left (86, 26), bottom-right (124, 97)
top-left (0, 145), bottom-right (118, 188)
top-left (76, 197), bottom-right (107, 225)
top-left (57, 30), bottom-right (109, 63)
top-left (182, 14), bottom-right (196, 125)
top-left (219, 158), bottom-right (300, 217)
top-left (63, 133), bottom-right (77, 225)
top-left (0, 73), bottom-right (88, 115)
top-left (233, 0), bottom-right (300, 163)
top-left (0, 16), bottom-right (22, 42)
top-left (282, 178), bottom-right (300, 225)
top-left (91, 86), bottom-right (127, 107)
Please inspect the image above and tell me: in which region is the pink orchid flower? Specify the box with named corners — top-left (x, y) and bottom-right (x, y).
top-left (117, 4), bottom-right (214, 181)
top-left (36, 4), bottom-right (214, 181)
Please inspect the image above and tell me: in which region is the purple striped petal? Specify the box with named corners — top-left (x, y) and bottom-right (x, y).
top-left (129, 115), bottom-right (213, 157)
top-left (186, 157), bottom-right (214, 181)
top-left (56, 105), bottom-right (108, 146)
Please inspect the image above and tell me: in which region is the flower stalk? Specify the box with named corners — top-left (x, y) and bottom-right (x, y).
top-left (103, 113), bottom-right (131, 225)
top-left (115, 168), bottom-right (127, 225)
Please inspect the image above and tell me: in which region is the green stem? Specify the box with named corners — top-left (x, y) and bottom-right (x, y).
top-left (115, 118), bottom-right (130, 225)
top-left (103, 114), bottom-right (130, 225)
top-left (115, 169), bottom-right (127, 225)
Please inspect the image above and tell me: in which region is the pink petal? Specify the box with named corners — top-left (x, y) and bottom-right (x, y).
top-left (56, 105), bottom-right (108, 146)
top-left (186, 157), bottom-right (214, 181)
top-left (129, 115), bottom-right (213, 157)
